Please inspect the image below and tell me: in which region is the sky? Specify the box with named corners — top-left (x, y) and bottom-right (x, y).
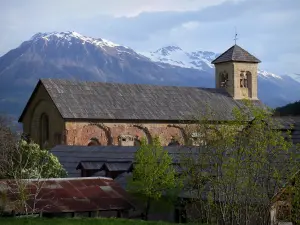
top-left (0, 0), bottom-right (299, 75)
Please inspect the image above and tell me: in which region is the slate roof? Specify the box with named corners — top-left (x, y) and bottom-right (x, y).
top-left (19, 78), bottom-right (264, 122)
top-left (0, 177), bottom-right (134, 215)
top-left (76, 161), bottom-right (133, 172)
top-left (50, 145), bottom-right (197, 177)
top-left (211, 44), bottom-right (261, 64)
top-left (104, 162), bottom-right (133, 172)
top-left (51, 142), bottom-right (300, 178)
top-left (76, 161), bottom-right (104, 170)
top-left (273, 116), bottom-right (300, 144)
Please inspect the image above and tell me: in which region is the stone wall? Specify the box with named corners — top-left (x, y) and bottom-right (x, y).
top-left (21, 84), bottom-right (65, 148)
top-left (214, 61), bottom-right (258, 100)
top-left (233, 62), bottom-right (258, 100)
top-left (65, 121), bottom-right (189, 146)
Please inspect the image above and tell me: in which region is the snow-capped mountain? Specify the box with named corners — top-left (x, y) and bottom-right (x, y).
top-left (0, 31), bottom-right (300, 118)
top-left (0, 31), bottom-right (212, 117)
top-left (31, 31), bottom-right (122, 47)
top-left (143, 45), bottom-right (285, 81)
top-left (143, 45), bottom-right (218, 70)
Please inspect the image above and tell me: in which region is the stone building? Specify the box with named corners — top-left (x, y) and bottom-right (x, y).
top-left (19, 44), bottom-right (263, 149)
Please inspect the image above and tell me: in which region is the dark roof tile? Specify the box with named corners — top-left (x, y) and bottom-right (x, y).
top-left (39, 79), bottom-right (261, 121)
top-left (212, 45), bottom-right (261, 64)
top-left (50, 145), bottom-right (197, 177)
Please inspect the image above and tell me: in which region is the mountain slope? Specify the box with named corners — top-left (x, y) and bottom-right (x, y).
top-left (275, 101), bottom-right (300, 116)
top-left (0, 31), bottom-right (299, 118)
top-left (0, 31), bottom-right (212, 116)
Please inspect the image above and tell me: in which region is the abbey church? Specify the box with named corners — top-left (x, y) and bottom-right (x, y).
top-left (19, 44), bottom-right (264, 149)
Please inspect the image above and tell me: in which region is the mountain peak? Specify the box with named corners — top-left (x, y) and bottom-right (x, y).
top-left (29, 31), bottom-right (125, 49)
top-left (153, 45), bottom-right (183, 56)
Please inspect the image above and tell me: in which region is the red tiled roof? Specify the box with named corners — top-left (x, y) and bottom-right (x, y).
top-left (0, 177), bottom-right (134, 214)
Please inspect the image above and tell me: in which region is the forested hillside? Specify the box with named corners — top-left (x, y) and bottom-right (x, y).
top-left (275, 101), bottom-right (300, 116)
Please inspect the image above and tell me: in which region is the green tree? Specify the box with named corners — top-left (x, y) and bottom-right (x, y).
top-left (7, 140), bottom-right (67, 179)
top-left (0, 114), bottom-right (66, 179)
top-left (0, 115), bottom-right (67, 215)
top-left (127, 136), bottom-right (179, 220)
top-left (181, 100), bottom-right (300, 224)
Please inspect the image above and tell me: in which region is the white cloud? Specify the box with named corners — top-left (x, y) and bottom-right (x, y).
top-left (1, 0), bottom-right (238, 19)
top-left (0, 0), bottom-right (299, 75)
top-left (181, 21), bottom-right (200, 30)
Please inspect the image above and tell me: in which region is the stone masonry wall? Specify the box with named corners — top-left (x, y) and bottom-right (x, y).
top-left (21, 84), bottom-right (65, 148)
top-left (215, 62), bottom-right (258, 100)
top-left (65, 122), bottom-right (189, 146)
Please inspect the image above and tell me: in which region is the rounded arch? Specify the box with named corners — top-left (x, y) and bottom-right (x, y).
top-left (240, 71), bottom-right (250, 88)
top-left (30, 100), bottom-right (51, 144)
top-left (91, 123), bottom-right (113, 145)
top-left (167, 124), bottom-right (189, 145)
top-left (29, 98), bottom-right (64, 148)
top-left (133, 124), bottom-right (152, 144)
top-left (78, 123), bottom-right (113, 146)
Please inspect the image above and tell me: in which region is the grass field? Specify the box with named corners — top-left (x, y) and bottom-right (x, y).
top-left (0, 218), bottom-right (176, 225)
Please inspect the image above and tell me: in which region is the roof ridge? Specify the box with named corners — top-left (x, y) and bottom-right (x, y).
top-left (212, 44), bottom-right (261, 64)
top-left (40, 78), bottom-right (223, 90)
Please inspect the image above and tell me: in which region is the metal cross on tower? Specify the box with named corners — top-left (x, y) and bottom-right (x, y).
top-left (234, 27), bottom-right (238, 45)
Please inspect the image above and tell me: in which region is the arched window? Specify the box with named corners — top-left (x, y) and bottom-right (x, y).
top-left (39, 113), bottom-right (49, 148)
top-left (240, 71), bottom-right (250, 88)
top-left (220, 72), bottom-right (229, 88)
top-left (88, 137), bottom-right (101, 146)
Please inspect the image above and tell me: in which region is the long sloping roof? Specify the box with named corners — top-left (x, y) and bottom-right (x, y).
top-left (50, 145), bottom-right (198, 177)
top-left (273, 116), bottom-right (300, 144)
top-left (19, 78), bottom-right (264, 122)
top-left (51, 133), bottom-right (300, 178)
top-left (0, 177), bottom-right (134, 214)
top-left (212, 45), bottom-right (261, 64)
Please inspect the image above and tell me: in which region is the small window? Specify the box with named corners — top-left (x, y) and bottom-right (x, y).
top-left (220, 72), bottom-right (229, 88)
top-left (240, 71), bottom-right (251, 88)
top-left (39, 113), bottom-right (49, 148)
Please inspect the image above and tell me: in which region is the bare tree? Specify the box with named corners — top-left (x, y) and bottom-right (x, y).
top-left (0, 114), bottom-right (65, 216)
top-left (0, 114), bottom-right (18, 179)
top-left (1, 142), bottom-right (59, 216)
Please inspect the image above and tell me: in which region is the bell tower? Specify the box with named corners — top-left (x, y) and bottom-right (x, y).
top-left (211, 45), bottom-right (261, 100)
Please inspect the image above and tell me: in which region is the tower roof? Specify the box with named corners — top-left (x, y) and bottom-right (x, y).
top-left (211, 44), bottom-right (261, 64)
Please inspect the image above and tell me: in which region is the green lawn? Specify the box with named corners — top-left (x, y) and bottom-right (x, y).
top-left (0, 218), bottom-right (177, 225)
